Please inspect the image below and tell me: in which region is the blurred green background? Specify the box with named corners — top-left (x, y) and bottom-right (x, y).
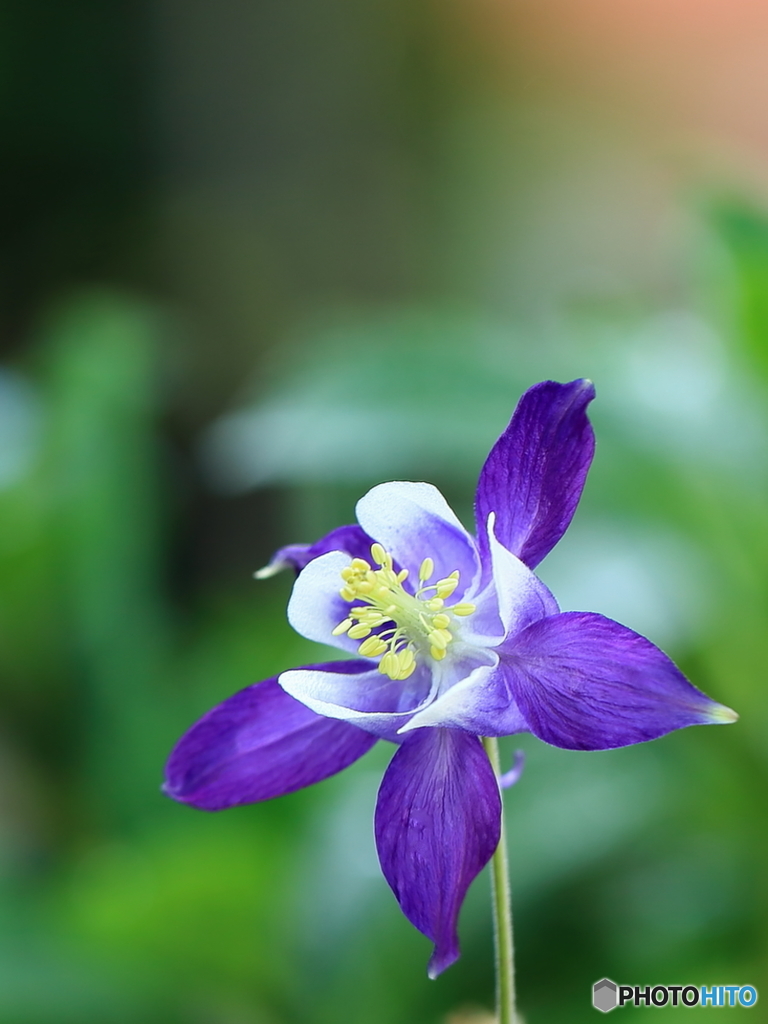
top-left (2, 1), bottom-right (768, 1021)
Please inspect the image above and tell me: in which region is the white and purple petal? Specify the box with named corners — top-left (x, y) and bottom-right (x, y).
top-left (287, 549), bottom-right (362, 653)
top-left (399, 646), bottom-right (529, 737)
top-left (164, 665), bottom-right (378, 810)
top-left (467, 514), bottom-right (559, 645)
top-left (374, 728), bottom-right (501, 978)
top-left (498, 611), bottom-right (738, 750)
top-left (475, 379), bottom-right (595, 571)
top-left (356, 481), bottom-right (481, 591)
top-left (279, 661), bottom-right (435, 741)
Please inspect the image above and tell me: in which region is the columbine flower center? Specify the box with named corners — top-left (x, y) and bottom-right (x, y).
top-left (333, 543), bottom-right (476, 681)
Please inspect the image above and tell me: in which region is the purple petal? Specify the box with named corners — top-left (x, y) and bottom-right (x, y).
top-left (356, 482), bottom-right (481, 592)
top-left (280, 662), bottom-right (434, 741)
top-left (374, 728), bottom-right (501, 978)
top-left (255, 524), bottom-right (374, 578)
top-left (499, 612), bottom-right (738, 750)
top-left (475, 379), bottom-right (595, 570)
top-left (398, 647), bottom-right (529, 737)
top-left (164, 663), bottom-right (377, 810)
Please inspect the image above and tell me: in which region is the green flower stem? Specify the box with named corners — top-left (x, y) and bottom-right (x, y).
top-left (482, 736), bottom-right (518, 1024)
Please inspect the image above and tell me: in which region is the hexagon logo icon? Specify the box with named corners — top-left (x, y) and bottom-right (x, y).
top-left (593, 979), bottom-right (618, 1013)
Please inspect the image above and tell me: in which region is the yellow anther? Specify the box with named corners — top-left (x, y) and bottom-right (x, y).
top-left (436, 577), bottom-right (459, 599)
top-left (428, 629), bottom-right (450, 650)
top-left (397, 650), bottom-right (416, 679)
top-left (451, 602), bottom-right (476, 616)
top-left (336, 544), bottom-right (474, 679)
top-left (360, 611), bottom-right (386, 627)
top-left (370, 543), bottom-right (389, 567)
top-left (359, 635), bottom-right (388, 657)
top-left (419, 558), bottom-right (434, 581)
top-left (379, 651), bottom-right (396, 677)
top-left (348, 623), bottom-right (372, 640)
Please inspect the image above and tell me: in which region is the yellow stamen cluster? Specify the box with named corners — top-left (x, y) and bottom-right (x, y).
top-left (333, 543), bottom-right (476, 680)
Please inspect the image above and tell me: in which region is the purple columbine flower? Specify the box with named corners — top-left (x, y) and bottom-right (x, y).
top-left (164, 379), bottom-right (737, 978)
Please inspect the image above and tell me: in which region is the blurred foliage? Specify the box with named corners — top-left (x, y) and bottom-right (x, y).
top-left (713, 200), bottom-right (768, 382)
top-left (2, 2), bottom-right (768, 1021)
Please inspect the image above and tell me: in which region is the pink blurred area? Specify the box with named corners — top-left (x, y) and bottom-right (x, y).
top-left (459, 0), bottom-right (768, 177)
top-left (388, 0), bottom-right (767, 309)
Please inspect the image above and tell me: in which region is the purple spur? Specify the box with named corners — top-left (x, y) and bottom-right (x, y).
top-left (164, 379), bottom-right (737, 978)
